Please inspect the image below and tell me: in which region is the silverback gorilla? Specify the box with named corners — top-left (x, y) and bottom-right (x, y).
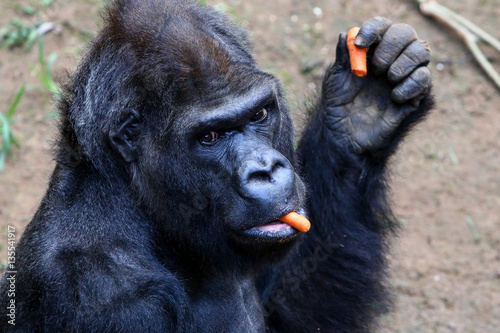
top-left (0, 0), bottom-right (433, 332)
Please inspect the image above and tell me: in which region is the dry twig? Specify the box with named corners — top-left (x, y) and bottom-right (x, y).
top-left (416, 0), bottom-right (500, 90)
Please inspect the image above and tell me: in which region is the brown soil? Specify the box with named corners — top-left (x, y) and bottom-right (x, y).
top-left (0, 0), bottom-right (499, 331)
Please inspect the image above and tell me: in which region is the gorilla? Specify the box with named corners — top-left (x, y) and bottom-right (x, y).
top-left (0, 0), bottom-right (433, 332)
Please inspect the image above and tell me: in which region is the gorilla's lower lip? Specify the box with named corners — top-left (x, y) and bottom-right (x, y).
top-left (253, 221), bottom-right (290, 232)
top-left (241, 220), bottom-right (297, 239)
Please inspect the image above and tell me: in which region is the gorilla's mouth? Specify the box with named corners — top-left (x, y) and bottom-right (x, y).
top-left (241, 208), bottom-right (308, 240)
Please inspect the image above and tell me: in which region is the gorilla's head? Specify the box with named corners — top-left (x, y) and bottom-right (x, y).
top-left (58, 0), bottom-right (307, 265)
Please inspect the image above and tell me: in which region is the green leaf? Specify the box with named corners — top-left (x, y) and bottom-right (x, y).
top-left (447, 146), bottom-right (459, 165)
top-left (38, 36), bottom-right (45, 69)
top-left (0, 112), bottom-right (13, 155)
top-left (11, 18), bottom-right (22, 26)
top-left (10, 133), bottom-right (20, 149)
top-left (3, 33), bottom-right (18, 48)
top-left (0, 24), bottom-right (10, 37)
top-left (0, 151), bottom-right (6, 171)
top-left (465, 215), bottom-right (481, 243)
top-left (18, 4), bottom-right (37, 15)
top-left (25, 28), bottom-right (38, 51)
top-left (7, 86), bottom-right (25, 119)
top-left (42, 0), bottom-right (56, 7)
top-left (47, 52), bottom-right (58, 76)
top-left (48, 80), bottom-right (59, 94)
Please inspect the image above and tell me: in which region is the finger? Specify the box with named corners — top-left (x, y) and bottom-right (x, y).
top-left (334, 32), bottom-right (349, 68)
top-left (324, 32), bottom-right (365, 106)
top-left (354, 17), bottom-right (392, 48)
top-left (391, 66), bottom-right (431, 103)
top-left (388, 40), bottom-right (431, 84)
top-left (372, 23), bottom-right (418, 75)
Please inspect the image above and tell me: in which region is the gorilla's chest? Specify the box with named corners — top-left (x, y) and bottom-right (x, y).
top-left (190, 278), bottom-right (266, 333)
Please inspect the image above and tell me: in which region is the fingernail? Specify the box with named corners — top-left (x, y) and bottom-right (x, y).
top-left (354, 34), bottom-right (365, 47)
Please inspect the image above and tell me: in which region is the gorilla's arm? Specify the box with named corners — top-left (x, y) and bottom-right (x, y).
top-left (261, 18), bottom-right (433, 332)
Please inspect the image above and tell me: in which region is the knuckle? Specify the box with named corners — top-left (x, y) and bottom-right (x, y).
top-left (373, 16), bottom-right (392, 26)
top-left (401, 74), bottom-right (426, 97)
top-left (402, 50), bottom-right (419, 66)
top-left (387, 23), bottom-right (417, 40)
top-left (413, 66), bottom-right (431, 82)
top-left (391, 87), bottom-right (406, 103)
top-left (360, 21), bottom-right (379, 37)
top-left (360, 17), bottom-right (392, 41)
top-left (413, 41), bottom-right (432, 62)
top-left (405, 42), bottom-right (429, 63)
top-left (419, 39), bottom-right (432, 54)
top-left (388, 56), bottom-right (413, 82)
top-left (373, 49), bottom-right (393, 67)
top-left (393, 23), bottom-right (415, 32)
top-left (388, 68), bottom-right (404, 84)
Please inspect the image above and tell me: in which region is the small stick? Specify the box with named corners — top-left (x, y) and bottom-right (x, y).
top-left (417, 0), bottom-right (500, 90)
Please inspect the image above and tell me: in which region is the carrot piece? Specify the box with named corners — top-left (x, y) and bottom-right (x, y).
top-left (278, 212), bottom-right (311, 233)
top-left (346, 27), bottom-right (368, 77)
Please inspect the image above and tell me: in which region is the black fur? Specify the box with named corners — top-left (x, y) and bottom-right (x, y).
top-left (0, 1), bottom-right (433, 332)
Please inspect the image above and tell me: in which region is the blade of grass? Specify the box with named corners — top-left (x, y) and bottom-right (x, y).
top-left (0, 151), bottom-right (5, 170)
top-left (38, 35), bottom-right (46, 74)
top-left (0, 85), bottom-right (24, 171)
top-left (0, 112), bottom-right (13, 155)
top-left (46, 53), bottom-right (58, 76)
top-left (465, 215), bottom-right (481, 244)
top-left (447, 146), bottom-right (459, 165)
top-left (7, 85), bottom-right (25, 118)
top-left (35, 36), bottom-right (59, 94)
top-left (25, 28), bottom-right (38, 51)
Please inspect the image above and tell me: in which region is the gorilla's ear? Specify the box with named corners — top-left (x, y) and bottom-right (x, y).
top-left (109, 110), bottom-right (142, 164)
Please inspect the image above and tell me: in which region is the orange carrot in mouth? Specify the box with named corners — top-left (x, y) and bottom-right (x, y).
top-left (278, 212), bottom-right (311, 233)
top-left (346, 27), bottom-right (368, 77)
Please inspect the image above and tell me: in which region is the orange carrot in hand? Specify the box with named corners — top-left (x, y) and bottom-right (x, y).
top-left (278, 212), bottom-right (311, 233)
top-left (346, 27), bottom-right (368, 77)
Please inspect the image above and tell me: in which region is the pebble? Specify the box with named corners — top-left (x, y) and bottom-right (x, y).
top-left (313, 7), bottom-right (323, 17)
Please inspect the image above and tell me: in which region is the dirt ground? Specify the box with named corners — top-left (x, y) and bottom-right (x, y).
top-left (0, 0), bottom-right (499, 332)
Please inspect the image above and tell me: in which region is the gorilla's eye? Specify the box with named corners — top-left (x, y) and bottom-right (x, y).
top-left (250, 108), bottom-right (268, 122)
top-left (200, 131), bottom-right (220, 144)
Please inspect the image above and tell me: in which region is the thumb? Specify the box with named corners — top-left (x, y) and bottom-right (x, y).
top-left (333, 32), bottom-right (350, 70)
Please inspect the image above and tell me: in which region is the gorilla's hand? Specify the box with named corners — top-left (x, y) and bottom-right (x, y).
top-left (323, 17), bottom-right (431, 154)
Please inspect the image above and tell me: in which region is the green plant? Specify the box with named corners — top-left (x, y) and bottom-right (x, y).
top-left (0, 0), bottom-right (57, 51)
top-left (0, 18), bottom-right (38, 50)
top-left (32, 36), bottom-right (59, 95)
top-left (0, 86), bottom-right (25, 171)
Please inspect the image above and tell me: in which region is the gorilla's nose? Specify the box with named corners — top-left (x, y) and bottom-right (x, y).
top-left (236, 150), bottom-right (296, 204)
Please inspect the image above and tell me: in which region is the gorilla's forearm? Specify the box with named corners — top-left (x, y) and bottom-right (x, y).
top-left (258, 105), bottom-right (395, 332)
top-left (298, 112), bottom-right (388, 230)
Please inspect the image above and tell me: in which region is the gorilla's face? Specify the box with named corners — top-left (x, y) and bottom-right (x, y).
top-left (110, 72), bottom-right (306, 256)
top-left (186, 80), bottom-right (307, 249)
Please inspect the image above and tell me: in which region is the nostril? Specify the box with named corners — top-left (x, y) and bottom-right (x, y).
top-left (271, 160), bottom-right (285, 174)
top-left (248, 170), bottom-right (272, 183)
top-left (247, 160), bottom-right (285, 184)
